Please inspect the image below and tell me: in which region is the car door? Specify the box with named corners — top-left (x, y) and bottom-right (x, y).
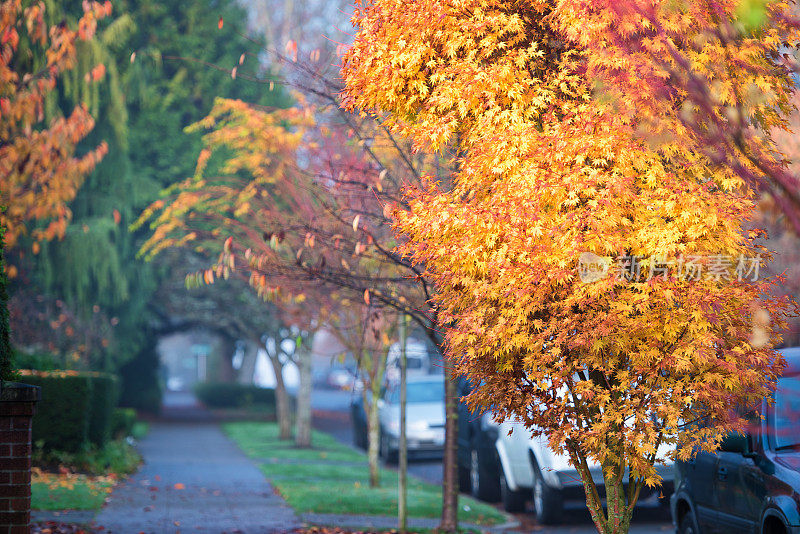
top-left (715, 449), bottom-right (758, 532)
top-left (685, 448), bottom-right (721, 533)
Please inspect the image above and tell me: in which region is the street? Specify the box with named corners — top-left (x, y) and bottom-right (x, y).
top-left (311, 388), bottom-right (674, 534)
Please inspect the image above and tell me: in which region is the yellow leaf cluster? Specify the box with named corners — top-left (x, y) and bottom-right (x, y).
top-left (342, 0), bottom-right (798, 522)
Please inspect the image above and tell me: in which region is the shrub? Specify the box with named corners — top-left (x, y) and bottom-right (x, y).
top-left (111, 408), bottom-right (137, 439)
top-left (12, 350), bottom-right (60, 371)
top-left (33, 438), bottom-right (141, 476)
top-left (194, 382), bottom-right (276, 409)
top-left (87, 374), bottom-right (118, 446)
top-left (20, 370), bottom-right (119, 452)
top-left (20, 370), bottom-right (92, 453)
top-left (118, 338), bottom-right (162, 414)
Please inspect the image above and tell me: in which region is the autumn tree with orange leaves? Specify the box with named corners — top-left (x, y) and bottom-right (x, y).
top-left (341, 1), bottom-right (798, 532)
top-left (564, 0), bottom-right (800, 233)
top-left (0, 0), bottom-right (109, 380)
top-left (0, 0), bottom-right (109, 255)
top-left (137, 67), bottom-right (444, 482)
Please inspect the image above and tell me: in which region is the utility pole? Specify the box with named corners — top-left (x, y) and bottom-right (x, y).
top-left (398, 313), bottom-right (408, 533)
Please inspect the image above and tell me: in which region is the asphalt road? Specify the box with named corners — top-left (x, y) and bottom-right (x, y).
top-left (310, 388), bottom-right (675, 534)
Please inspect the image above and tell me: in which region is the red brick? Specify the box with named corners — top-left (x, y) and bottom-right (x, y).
top-left (10, 419), bottom-right (30, 431)
top-left (0, 403), bottom-right (35, 417)
top-left (10, 444), bottom-right (30, 457)
top-left (0, 419), bottom-right (11, 431)
top-left (0, 458), bottom-right (29, 471)
top-left (0, 473), bottom-right (10, 485)
top-left (10, 472), bottom-right (29, 485)
top-left (1, 485), bottom-right (30, 498)
top-left (9, 525), bottom-right (30, 534)
top-left (0, 444), bottom-right (11, 457)
top-left (0, 511), bottom-right (28, 525)
top-left (0, 497), bottom-right (25, 513)
top-left (0, 431), bottom-right (30, 444)
top-left (8, 498), bottom-right (28, 512)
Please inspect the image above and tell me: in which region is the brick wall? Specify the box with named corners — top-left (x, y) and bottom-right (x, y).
top-left (0, 383), bottom-right (40, 534)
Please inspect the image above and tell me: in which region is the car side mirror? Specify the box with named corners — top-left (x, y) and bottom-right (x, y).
top-left (719, 432), bottom-right (749, 454)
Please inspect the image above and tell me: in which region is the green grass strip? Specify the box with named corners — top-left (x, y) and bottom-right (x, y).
top-left (32, 476), bottom-right (113, 511)
top-left (223, 421), bottom-right (507, 526)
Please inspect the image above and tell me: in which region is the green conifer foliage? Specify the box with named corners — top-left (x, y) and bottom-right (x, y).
top-left (14, 0), bottom-right (289, 373)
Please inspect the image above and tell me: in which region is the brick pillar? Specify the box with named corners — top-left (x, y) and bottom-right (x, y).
top-left (0, 383), bottom-right (40, 534)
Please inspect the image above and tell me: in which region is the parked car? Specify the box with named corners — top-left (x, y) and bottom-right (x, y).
top-left (456, 372), bottom-right (675, 525)
top-left (351, 376), bottom-right (446, 462)
top-left (385, 338), bottom-right (432, 383)
top-left (325, 362), bottom-right (357, 390)
top-left (671, 347), bottom-right (800, 534)
top-left (351, 390), bottom-right (369, 449)
top-left (457, 377), bottom-right (501, 502)
top-left (490, 415), bottom-right (674, 523)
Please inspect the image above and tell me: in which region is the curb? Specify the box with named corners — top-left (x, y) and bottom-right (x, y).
top-left (301, 512), bottom-right (519, 533)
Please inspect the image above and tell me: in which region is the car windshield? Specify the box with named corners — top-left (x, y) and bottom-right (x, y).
top-left (385, 381), bottom-right (443, 404)
top-left (774, 375), bottom-right (800, 450)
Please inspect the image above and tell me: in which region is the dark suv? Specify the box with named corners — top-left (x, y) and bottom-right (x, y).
top-left (671, 348), bottom-right (800, 534)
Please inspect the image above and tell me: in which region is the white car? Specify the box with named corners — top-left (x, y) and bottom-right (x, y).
top-left (491, 417), bottom-right (674, 524)
top-left (384, 338), bottom-right (432, 383)
top-left (378, 376), bottom-right (445, 462)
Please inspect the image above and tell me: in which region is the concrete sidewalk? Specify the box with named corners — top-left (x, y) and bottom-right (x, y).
top-left (92, 392), bottom-right (301, 533)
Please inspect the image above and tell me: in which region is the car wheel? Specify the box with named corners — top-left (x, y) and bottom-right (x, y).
top-left (679, 510), bottom-right (697, 534)
top-left (470, 446), bottom-right (501, 502)
top-left (499, 467), bottom-right (526, 513)
top-left (531, 460), bottom-right (562, 524)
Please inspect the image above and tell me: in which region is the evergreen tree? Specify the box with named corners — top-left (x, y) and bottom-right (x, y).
top-left (14, 0), bottom-right (288, 373)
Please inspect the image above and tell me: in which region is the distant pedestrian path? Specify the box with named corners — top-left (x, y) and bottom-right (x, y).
top-left (93, 392), bottom-right (300, 533)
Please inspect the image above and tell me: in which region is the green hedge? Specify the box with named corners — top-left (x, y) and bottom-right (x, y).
top-left (88, 374), bottom-right (118, 446)
top-left (20, 370), bottom-right (118, 453)
top-left (12, 350), bottom-right (60, 371)
top-left (194, 382), bottom-right (276, 409)
top-left (111, 408), bottom-right (137, 439)
top-left (118, 338), bottom-right (162, 414)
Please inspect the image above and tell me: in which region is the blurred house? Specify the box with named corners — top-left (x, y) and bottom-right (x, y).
top-left (157, 330), bottom-right (225, 391)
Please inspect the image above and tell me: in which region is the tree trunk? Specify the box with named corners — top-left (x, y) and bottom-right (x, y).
top-left (440, 361), bottom-right (459, 532)
top-left (237, 339), bottom-right (259, 385)
top-left (570, 444), bottom-right (639, 534)
top-left (267, 349), bottom-right (292, 440)
top-left (295, 335), bottom-right (313, 448)
top-left (366, 381), bottom-right (381, 487)
top-left (364, 341), bottom-right (389, 488)
top-left (216, 335), bottom-right (236, 383)
top-left (398, 314), bottom-right (408, 533)
top-left (423, 321), bottom-right (458, 533)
